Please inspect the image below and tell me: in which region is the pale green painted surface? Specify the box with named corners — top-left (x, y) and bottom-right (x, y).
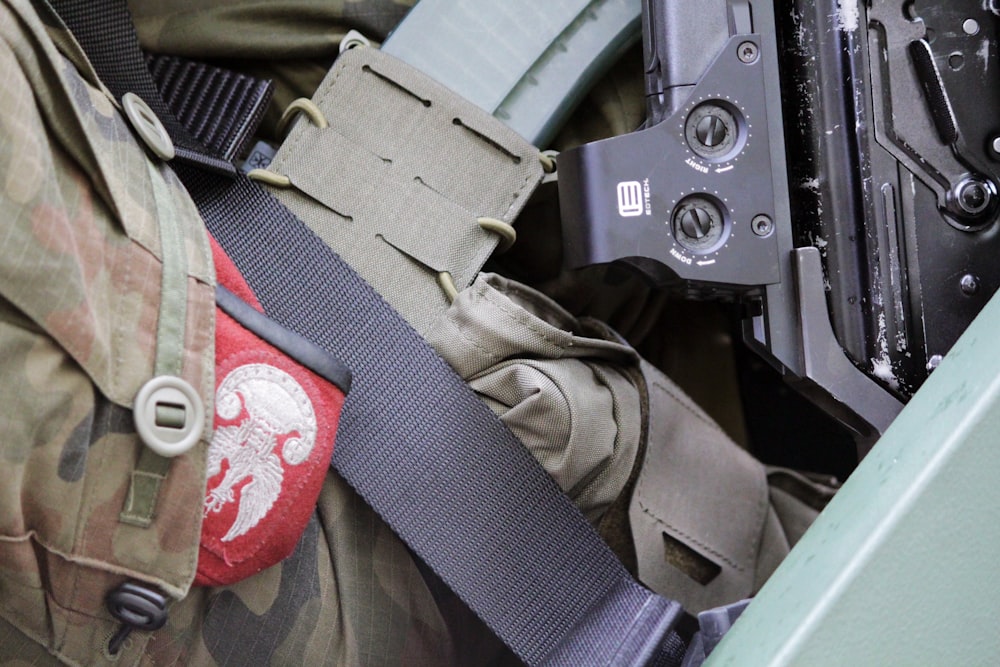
top-left (382, 0), bottom-right (640, 146)
top-left (707, 292), bottom-right (1000, 665)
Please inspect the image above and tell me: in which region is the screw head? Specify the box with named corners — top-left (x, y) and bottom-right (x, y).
top-left (960, 183), bottom-right (988, 213)
top-left (751, 214), bottom-right (774, 237)
top-left (960, 273), bottom-right (980, 295)
top-left (952, 177), bottom-right (995, 218)
top-left (695, 114), bottom-right (728, 148)
top-left (738, 41), bottom-right (759, 64)
top-left (680, 208), bottom-right (713, 239)
top-left (672, 195), bottom-right (728, 252)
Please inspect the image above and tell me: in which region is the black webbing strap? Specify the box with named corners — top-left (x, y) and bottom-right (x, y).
top-left (48, 1), bottom-right (691, 664)
top-left (184, 168), bottom-right (690, 667)
top-left (146, 54), bottom-right (273, 164)
top-left (51, 0), bottom-right (239, 175)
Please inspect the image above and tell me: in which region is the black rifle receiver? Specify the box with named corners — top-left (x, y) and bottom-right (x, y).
top-left (558, 0), bottom-right (1000, 450)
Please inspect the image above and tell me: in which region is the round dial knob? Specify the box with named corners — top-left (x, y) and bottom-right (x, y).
top-left (678, 207), bottom-right (714, 239)
top-left (672, 195), bottom-right (728, 253)
top-left (695, 115), bottom-right (729, 149)
top-left (685, 102), bottom-right (743, 161)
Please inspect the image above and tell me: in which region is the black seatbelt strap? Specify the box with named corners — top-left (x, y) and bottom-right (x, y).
top-left (48, 2), bottom-right (692, 664)
top-left (146, 53), bottom-right (273, 165)
top-left (185, 168), bottom-right (691, 667)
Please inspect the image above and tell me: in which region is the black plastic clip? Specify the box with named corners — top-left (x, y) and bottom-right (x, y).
top-left (105, 582), bottom-right (168, 655)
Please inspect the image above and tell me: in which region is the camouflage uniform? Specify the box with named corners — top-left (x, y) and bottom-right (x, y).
top-left (1, 0), bottom-right (211, 660)
top-left (1, 1), bottom-right (827, 665)
top-left (0, 1), bottom-right (507, 664)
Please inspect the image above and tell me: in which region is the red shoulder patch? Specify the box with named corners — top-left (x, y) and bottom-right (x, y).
top-left (196, 239), bottom-right (345, 586)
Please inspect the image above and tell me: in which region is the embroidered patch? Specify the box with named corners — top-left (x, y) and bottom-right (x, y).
top-left (197, 237), bottom-right (347, 586)
top-left (206, 362), bottom-right (317, 542)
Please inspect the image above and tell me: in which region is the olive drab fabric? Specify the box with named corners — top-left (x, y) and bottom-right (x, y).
top-left (263, 46), bottom-right (546, 338)
top-left (127, 0), bottom-right (418, 143)
top-left (424, 273), bottom-right (644, 525)
top-left (0, 0), bottom-right (830, 665)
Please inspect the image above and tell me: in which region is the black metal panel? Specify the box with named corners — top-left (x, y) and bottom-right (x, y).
top-left (775, 0), bottom-right (1000, 399)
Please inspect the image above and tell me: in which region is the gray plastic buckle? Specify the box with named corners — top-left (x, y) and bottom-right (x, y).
top-left (681, 598), bottom-right (751, 667)
top-left (122, 92), bottom-right (175, 161)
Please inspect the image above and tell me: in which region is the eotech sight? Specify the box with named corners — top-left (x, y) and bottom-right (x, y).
top-left (557, 0), bottom-right (1000, 450)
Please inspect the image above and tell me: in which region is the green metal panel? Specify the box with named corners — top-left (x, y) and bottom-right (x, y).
top-left (707, 290), bottom-right (1000, 665)
top-left (382, 0), bottom-right (641, 147)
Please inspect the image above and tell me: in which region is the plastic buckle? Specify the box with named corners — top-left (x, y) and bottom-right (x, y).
top-left (122, 92), bottom-right (175, 161)
top-left (133, 375), bottom-right (204, 457)
top-left (105, 582), bottom-right (168, 655)
top-left (680, 598), bottom-right (751, 667)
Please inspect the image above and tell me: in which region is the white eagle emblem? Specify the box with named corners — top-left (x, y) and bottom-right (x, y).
top-left (205, 363), bottom-right (317, 542)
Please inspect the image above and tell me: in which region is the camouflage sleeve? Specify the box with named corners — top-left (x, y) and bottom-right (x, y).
top-left (0, 0), bottom-right (214, 663)
top-left (145, 473), bottom-right (515, 667)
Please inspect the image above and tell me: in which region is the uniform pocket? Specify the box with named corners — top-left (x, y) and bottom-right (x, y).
top-left (425, 272), bottom-right (643, 522)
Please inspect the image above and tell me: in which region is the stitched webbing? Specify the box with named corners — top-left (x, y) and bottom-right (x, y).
top-left (147, 54), bottom-right (273, 162)
top-left (51, 0), bottom-right (238, 175)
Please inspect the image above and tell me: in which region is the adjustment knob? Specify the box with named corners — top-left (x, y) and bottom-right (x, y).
top-left (672, 195), bottom-right (728, 253)
top-left (695, 115), bottom-right (729, 149)
top-left (678, 207), bottom-right (714, 239)
top-left (685, 102), bottom-right (743, 161)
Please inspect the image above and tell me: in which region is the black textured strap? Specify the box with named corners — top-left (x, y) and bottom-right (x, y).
top-left (51, 2), bottom-right (691, 664)
top-left (147, 54), bottom-right (273, 163)
top-left (51, 0), bottom-right (240, 175)
top-left (183, 167), bottom-right (689, 666)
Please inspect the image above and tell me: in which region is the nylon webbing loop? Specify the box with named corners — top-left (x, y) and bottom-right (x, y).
top-left (51, 1), bottom-right (692, 663)
top-left (147, 54), bottom-right (273, 163)
top-left (118, 159), bottom-right (191, 527)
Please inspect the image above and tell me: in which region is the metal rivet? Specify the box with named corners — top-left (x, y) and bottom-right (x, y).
top-left (340, 29), bottom-right (372, 54)
top-left (122, 93), bottom-right (175, 161)
top-left (963, 18), bottom-right (980, 35)
top-left (133, 376), bottom-right (204, 457)
top-left (954, 177), bottom-right (994, 217)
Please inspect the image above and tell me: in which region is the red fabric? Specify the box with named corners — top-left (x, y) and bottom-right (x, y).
top-left (196, 238), bottom-right (344, 586)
